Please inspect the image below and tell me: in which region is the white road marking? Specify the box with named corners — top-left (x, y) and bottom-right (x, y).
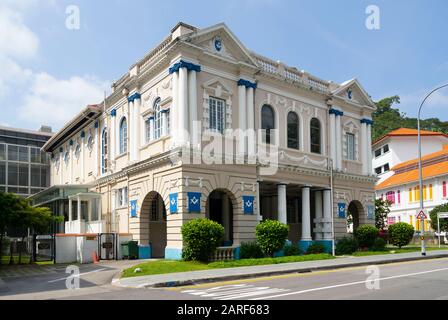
top-left (250, 267), bottom-right (448, 300)
top-left (47, 268), bottom-right (108, 283)
top-left (182, 284), bottom-right (289, 300)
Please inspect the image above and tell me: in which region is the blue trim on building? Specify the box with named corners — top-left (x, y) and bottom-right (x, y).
top-left (233, 246), bottom-right (241, 260)
top-left (110, 109), bottom-right (117, 117)
top-left (69, 140), bottom-right (74, 146)
top-left (160, 109), bottom-right (169, 114)
top-left (165, 248), bottom-right (182, 260)
top-left (169, 60), bottom-right (201, 74)
top-left (299, 240), bottom-right (314, 253)
top-left (94, 122), bottom-right (99, 129)
top-left (315, 240), bottom-right (333, 254)
top-left (361, 118), bottom-right (374, 126)
top-left (329, 108), bottom-right (344, 117)
top-left (127, 93), bottom-right (141, 103)
top-left (138, 245), bottom-right (151, 259)
top-left (59, 147), bottom-right (63, 153)
top-left (237, 79), bottom-right (257, 89)
top-left (80, 131), bottom-right (86, 138)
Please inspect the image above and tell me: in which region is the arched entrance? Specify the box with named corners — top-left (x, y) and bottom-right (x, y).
top-left (205, 189), bottom-right (234, 246)
top-left (347, 201), bottom-right (363, 234)
top-left (141, 192), bottom-right (167, 258)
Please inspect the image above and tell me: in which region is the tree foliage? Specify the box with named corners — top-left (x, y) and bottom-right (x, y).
top-left (429, 203), bottom-right (448, 232)
top-left (255, 220), bottom-right (289, 257)
top-left (375, 198), bottom-right (391, 231)
top-left (388, 222), bottom-right (415, 249)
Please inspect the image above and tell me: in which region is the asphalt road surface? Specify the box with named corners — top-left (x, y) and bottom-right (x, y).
top-left (1, 258), bottom-right (448, 300)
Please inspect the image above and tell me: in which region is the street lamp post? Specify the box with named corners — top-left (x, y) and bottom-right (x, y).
top-left (417, 83), bottom-right (448, 256)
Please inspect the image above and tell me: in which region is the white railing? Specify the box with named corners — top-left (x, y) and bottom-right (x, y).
top-left (211, 246), bottom-right (238, 261)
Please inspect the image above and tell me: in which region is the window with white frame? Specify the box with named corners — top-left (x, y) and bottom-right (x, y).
top-left (145, 117), bottom-right (152, 143)
top-left (346, 133), bottom-right (355, 160)
top-left (117, 187), bottom-right (128, 208)
top-left (209, 97), bottom-right (225, 134)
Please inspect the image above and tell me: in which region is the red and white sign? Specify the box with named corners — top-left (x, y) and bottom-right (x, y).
top-left (416, 210), bottom-right (428, 220)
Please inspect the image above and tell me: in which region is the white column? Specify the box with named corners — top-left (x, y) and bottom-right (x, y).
top-left (81, 136), bottom-right (85, 183)
top-left (171, 71), bottom-right (179, 146)
top-left (69, 145), bottom-right (73, 184)
top-left (77, 196), bottom-right (81, 221)
top-left (323, 189), bottom-right (332, 240)
top-left (238, 85), bottom-right (247, 156)
top-left (367, 124), bottom-right (373, 175)
top-left (94, 124), bottom-right (99, 177)
top-left (68, 199), bottom-right (73, 222)
top-left (330, 113), bottom-right (336, 170)
top-left (59, 152), bottom-right (63, 184)
top-left (246, 87), bottom-right (254, 131)
top-left (110, 114), bottom-right (116, 160)
top-left (178, 67), bottom-right (188, 146)
top-left (133, 96), bottom-right (141, 161)
top-left (301, 186), bottom-right (312, 241)
top-left (314, 191), bottom-right (323, 240)
top-left (88, 200), bottom-right (92, 222)
top-left (336, 114), bottom-right (342, 171)
top-left (361, 122), bottom-right (368, 175)
top-left (277, 184), bottom-right (287, 225)
top-left (188, 70), bottom-right (197, 145)
top-left (256, 181), bottom-right (262, 222)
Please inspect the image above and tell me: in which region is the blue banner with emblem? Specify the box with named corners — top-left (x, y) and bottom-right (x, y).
top-left (188, 192), bottom-right (201, 213)
top-left (367, 205), bottom-right (375, 220)
top-left (169, 193), bottom-right (178, 214)
top-left (243, 196), bottom-right (255, 215)
top-left (130, 200), bottom-right (138, 218)
top-left (338, 203), bottom-right (346, 218)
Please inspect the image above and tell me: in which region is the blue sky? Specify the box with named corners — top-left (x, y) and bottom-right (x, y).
top-left (1, 0), bottom-right (448, 131)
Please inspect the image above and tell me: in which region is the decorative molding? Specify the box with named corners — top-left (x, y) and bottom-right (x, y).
top-left (168, 60), bottom-right (201, 74)
top-left (361, 118), bottom-right (374, 126)
top-left (329, 108), bottom-right (344, 117)
top-left (237, 79), bottom-right (257, 89)
top-left (127, 92), bottom-right (141, 103)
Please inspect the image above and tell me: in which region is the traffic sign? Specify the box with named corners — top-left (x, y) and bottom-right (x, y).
top-left (416, 210), bottom-right (427, 220)
top-left (438, 212), bottom-right (448, 219)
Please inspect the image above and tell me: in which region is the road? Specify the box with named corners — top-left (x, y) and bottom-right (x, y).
top-left (1, 258), bottom-right (448, 300)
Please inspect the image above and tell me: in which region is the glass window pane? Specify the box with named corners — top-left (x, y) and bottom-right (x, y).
top-left (0, 144), bottom-right (5, 161)
top-left (19, 163), bottom-right (29, 186)
top-left (0, 162), bottom-right (5, 185)
top-left (41, 167), bottom-right (48, 187)
top-left (310, 118), bottom-right (321, 154)
top-left (8, 162), bottom-right (18, 185)
top-left (287, 112), bottom-right (299, 149)
top-left (31, 165), bottom-right (40, 187)
top-left (19, 146), bottom-right (29, 162)
top-left (8, 145), bottom-right (18, 161)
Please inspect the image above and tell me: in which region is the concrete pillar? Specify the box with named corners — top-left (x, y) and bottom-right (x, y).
top-left (323, 189), bottom-right (332, 240)
top-left (361, 122), bottom-right (368, 175)
top-left (69, 145), bottom-right (73, 184)
top-left (367, 124), bottom-right (373, 175)
top-left (314, 191), bottom-right (323, 240)
top-left (110, 113), bottom-right (116, 160)
top-left (133, 96), bottom-right (141, 161)
top-left (178, 67), bottom-right (188, 146)
top-left (81, 137), bottom-right (85, 183)
top-left (238, 85), bottom-right (247, 156)
top-left (301, 186), bottom-right (312, 241)
top-left (77, 196), bottom-right (81, 221)
top-left (59, 152), bottom-right (64, 185)
top-left (68, 199), bottom-right (73, 222)
top-left (171, 71), bottom-right (179, 146)
top-left (88, 200), bottom-right (92, 222)
top-left (336, 115), bottom-right (342, 171)
top-left (188, 70), bottom-right (197, 145)
top-left (246, 87), bottom-right (254, 131)
top-left (94, 125), bottom-right (99, 177)
top-left (330, 113), bottom-right (336, 170)
top-left (277, 184), bottom-right (287, 225)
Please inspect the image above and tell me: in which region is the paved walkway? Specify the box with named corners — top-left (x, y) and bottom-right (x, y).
top-left (114, 250), bottom-right (448, 289)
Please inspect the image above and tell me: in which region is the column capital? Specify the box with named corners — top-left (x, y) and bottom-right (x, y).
top-left (110, 109), bottom-right (117, 117)
top-left (127, 92), bottom-right (141, 103)
top-left (361, 118), bottom-right (374, 126)
top-left (169, 60), bottom-right (201, 74)
top-left (238, 79), bottom-right (257, 89)
top-left (329, 108), bottom-right (344, 117)
top-left (80, 131), bottom-right (86, 139)
top-left (302, 185), bottom-right (312, 189)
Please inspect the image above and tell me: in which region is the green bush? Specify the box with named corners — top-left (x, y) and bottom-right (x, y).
top-left (354, 225), bottom-right (379, 248)
top-left (181, 218), bottom-right (225, 262)
top-left (370, 237), bottom-right (387, 252)
top-left (240, 242), bottom-right (265, 259)
top-left (255, 220), bottom-right (289, 257)
top-left (306, 243), bottom-right (326, 255)
top-left (388, 222), bottom-right (415, 249)
top-left (284, 244), bottom-right (301, 257)
top-left (335, 237), bottom-right (359, 255)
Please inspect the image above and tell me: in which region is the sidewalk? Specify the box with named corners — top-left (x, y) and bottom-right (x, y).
top-left (113, 250), bottom-right (448, 289)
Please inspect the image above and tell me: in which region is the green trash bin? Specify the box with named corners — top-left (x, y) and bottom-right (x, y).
top-left (121, 241), bottom-right (139, 260)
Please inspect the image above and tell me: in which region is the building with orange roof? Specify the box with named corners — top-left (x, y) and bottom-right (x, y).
top-left (375, 144), bottom-right (448, 231)
top-left (372, 128), bottom-right (448, 184)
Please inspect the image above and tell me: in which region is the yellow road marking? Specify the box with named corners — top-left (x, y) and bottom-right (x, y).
top-left (166, 257), bottom-right (448, 291)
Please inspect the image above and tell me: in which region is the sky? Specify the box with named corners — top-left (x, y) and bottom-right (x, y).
top-left (1, 0), bottom-right (448, 131)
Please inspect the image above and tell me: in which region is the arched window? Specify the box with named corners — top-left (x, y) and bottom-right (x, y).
top-left (119, 117), bottom-right (128, 154)
top-left (154, 98), bottom-right (162, 140)
top-left (310, 118), bottom-right (321, 154)
top-left (261, 105), bottom-right (275, 144)
top-left (101, 128), bottom-right (108, 174)
top-left (287, 112), bottom-right (299, 149)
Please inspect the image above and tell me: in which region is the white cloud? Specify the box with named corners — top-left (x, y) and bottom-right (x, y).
top-left (19, 73), bottom-right (106, 130)
top-left (0, 55), bottom-right (33, 97)
top-left (0, 5), bottom-right (39, 59)
top-left (400, 87), bottom-right (448, 118)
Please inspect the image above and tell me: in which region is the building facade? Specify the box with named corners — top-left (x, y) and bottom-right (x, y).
top-left (0, 125), bottom-right (52, 197)
top-left (372, 128), bottom-right (448, 184)
top-left (35, 22), bottom-right (377, 259)
top-left (376, 144), bottom-right (448, 231)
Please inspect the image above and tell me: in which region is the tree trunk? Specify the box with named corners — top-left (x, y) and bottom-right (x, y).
top-left (9, 241), bottom-right (13, 265)
top-left (18, 236), bottom-right (24, 265)
top-left (0, 234), bottom-right (3, 266)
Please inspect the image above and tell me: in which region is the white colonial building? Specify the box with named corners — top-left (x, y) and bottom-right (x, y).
top-left (31, 22), bottom-right (376, 260)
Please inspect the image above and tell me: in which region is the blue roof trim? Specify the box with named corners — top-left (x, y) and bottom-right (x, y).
top-left (329, 108), bottom-right (344, 117)
top-left (169, 60), bottom-right (201, 74)
top-left (94, 122), bottom-right (99, 129)
top-left (127, 93), bottom-right (141, 103)
top-left (80, 131), bottom-right (86, 138)
top-left (238, 79), bottom-right (257, 89)
top-left (361, 118), bottom-right (374, 126)
top-left (110, 109), bottom-right (117, 117)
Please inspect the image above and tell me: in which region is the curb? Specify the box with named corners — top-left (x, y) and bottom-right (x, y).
top-left (112, 253), bottom-right (448, 289)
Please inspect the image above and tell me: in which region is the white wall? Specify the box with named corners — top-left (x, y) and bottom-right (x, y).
top-left (55, 236), bottom-right (77, 264)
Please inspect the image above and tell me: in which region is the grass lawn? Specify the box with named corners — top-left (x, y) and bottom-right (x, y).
top-left (122, 254), bottom-right (335, 278)
top-left (351, 246), bottom-right (448, 257)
